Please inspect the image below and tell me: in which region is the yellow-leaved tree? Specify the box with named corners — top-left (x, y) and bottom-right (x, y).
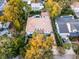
top-left (0, 0), bottom-right (25, 31)
top-left (1, 0), bottom-right (31, 31)
top-left (44, 0), bottom-right (61, 17)
top-left (3, 0), bottom-right (24, 21)
top-left (25, 32), bottom-right (54, 59)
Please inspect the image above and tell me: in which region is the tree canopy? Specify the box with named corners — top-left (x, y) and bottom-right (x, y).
top-left (25, 32), bottom-right (54, 59)
top-left (3, 0), bottom-right (24, 21)
top-left (1, 0), bottom-right (31, 31)
top-left (44, 0), bottom-right (61, 17)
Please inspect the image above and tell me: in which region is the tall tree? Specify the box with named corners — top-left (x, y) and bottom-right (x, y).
top-left (3, 0), bottom-right (31, 31)
top-left (0, 35), bottom-right (26, 59)
top-left (44, 0), bottom-right (61, 17)
top-left (25, 32), bottom-right (54, 59)
top-left (3, 0), bottom-right (24, 21)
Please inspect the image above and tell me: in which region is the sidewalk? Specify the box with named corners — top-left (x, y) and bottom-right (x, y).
top-left (52, 46), bottom-right (76, 59)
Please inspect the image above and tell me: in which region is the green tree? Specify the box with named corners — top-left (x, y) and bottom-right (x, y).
top-left (23, 2), bottom-right (32, 20)
top-left (0, 36), bottom-right (13, 59)
top-left (60, 5), bottom-right (75, 15)
top-left (0, 35), bottom-right (26, 59)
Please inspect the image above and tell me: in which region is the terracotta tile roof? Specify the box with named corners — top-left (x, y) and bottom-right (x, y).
top-left (26, 12), bottom-right (53, 34)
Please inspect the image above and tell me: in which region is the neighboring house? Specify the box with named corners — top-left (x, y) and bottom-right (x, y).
top-left (0, 0), bottom-right (6, 11)
top-left (0, 22), bottom-right (12, 37)
top-left (22, 0), bottom-right (44, 11)
top-left (56, 15), bottom-right (79, 38)
top-left (26, 11), bottom-right (53, 35)
top-left (31, 3), bottom-right (44, 11)
top-left (22, 0), bottom-right (44, 4)
top-left (71, 2), bottom-right (79, 18)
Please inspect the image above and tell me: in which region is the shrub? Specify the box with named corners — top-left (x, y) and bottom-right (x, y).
top-left (72, 43), bottom-right (79, 55)
top-left (63, 43), bottom-right (71, 49)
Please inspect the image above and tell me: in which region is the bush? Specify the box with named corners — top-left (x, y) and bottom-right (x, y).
top-left (69, 37), bottom-right (79, 41)
top-left (57, 46), bottom-right (65, 55)
top-left (63, 43), bottom-right (71, 49)
top-left (0, 36), bottom-right (14, 59)
top-left (55, 32), bottom-right (63, 47)
top-left (72, 43), bottom-right (79, 55)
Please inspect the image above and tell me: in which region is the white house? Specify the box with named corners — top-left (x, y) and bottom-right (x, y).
top-left (31, 3), bottom-right (44, 11)
top-left (22, 0), bottom-right (44, 11)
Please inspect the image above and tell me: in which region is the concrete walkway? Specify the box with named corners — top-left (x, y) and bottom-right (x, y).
top-left (52, 46), bottom-right (76, 59)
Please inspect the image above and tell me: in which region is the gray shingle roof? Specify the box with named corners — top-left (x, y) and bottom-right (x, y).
top-left (56, 16), bottom-right (79, 34)
top-left (70, 22), bottom-right (79, 31)
top-left (70, 32), bottom-right (79, 37)
top-left (57, 16), bottom-right (75, 22)
top-left (58, 23), bottom-right (69, 33)
top-left (75, 12), bottom-right (79, 17)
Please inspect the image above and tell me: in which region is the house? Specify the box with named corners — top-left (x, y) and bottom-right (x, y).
top-left (31, 3), bottom-right (44, 11)
top-left (0, 0), bottom-right (6, 11)
top-left (71, 2), bottom-right (79, 18)
top-left (26, 11), bottom-right (53, 35)
top-left (22, 0), bottom-right (45, 4)
top-left (56, 15), bottom-right (79, 38)
top-left (0, 22), bottom-right (12, 37)
top-left (26, 11), bottom-right (56, 45)
top-left (22, 0), bottom-right (44, 11)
